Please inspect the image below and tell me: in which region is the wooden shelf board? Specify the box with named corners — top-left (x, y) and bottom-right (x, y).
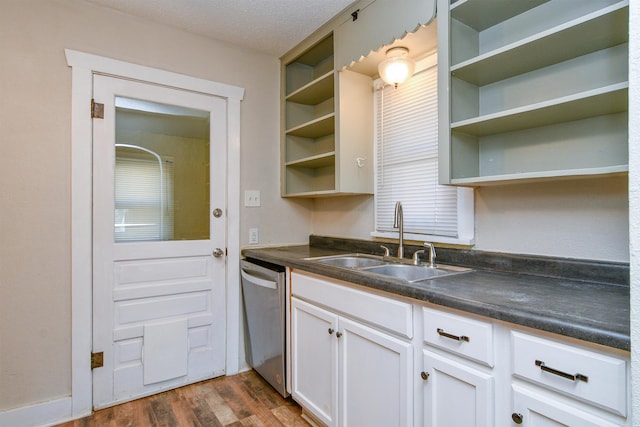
top-left (282, 189), bottom-right (338, 198)
top-left (451, 4), bottom-right (629, 86)
top-left (451, 0), bottom-right (550, 31)
top-left (451, 83), bottom-right (628, 137)
top-left (286, 113), bottom-right (335, 138)
top-left (450, 165), bottom-right (628, 186)
top-left (286, 71), bottom-right (335, 104)
top-left (286, 152), bottom-right (336, 169)
top-left (291, 34), bottom-right (334, 67)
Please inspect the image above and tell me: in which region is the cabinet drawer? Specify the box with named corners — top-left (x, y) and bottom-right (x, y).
top-left (291, 271), bottom-right (413, 338)
top-left (423, 306), bottom-right (493, 366)
top-left (512, 331), bottom-right (627, 416)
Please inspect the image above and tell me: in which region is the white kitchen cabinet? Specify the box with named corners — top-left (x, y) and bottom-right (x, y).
top-left (334, 0), bottom-right (436, 70)
top-left (287, 271), bottom-right (629, 426)
top-left (339, 316), bottom-right (413, 427)
top-left (437, 0), bottom-right (629, 185)
top-left (422, 350), bottom-right (493, 427)
top-left (423, 305), bottom-right (494, 367)
top-left (512, 331), bottom-right (627, 416)
top-left (511, 384), bottom-right (624, 427)
top-left (290, 272), bottom-right (413, 426)
top-left (291, 298), bottom-right (337, 426)
top-left (281, 33), bottom-right (373, 197)
top-left (419, 303), bottom-right (629, 427)
top-left (421, 306), bottom-right (495, 427)
top-left (509, 330), bottom-right (628, 427)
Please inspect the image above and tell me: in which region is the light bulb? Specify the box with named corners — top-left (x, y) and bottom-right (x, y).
top-left (378, 47), bottom-right (415, 88)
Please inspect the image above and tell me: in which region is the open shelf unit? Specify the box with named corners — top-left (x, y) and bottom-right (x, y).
top-left (283, 34), bottom-right (337, 196)
top-left (281, 31), bottom-right (374, 197)
top-left (439, 0), bottom-right (629, 186)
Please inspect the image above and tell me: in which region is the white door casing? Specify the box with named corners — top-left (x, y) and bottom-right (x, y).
top-left (66, 49), bottom-right (244, 418)
top-left (92, 75), bottom-right (227, 408)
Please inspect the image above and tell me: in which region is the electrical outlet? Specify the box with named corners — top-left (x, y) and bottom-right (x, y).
top-left (244, 190), bottom-right (261, 207)
top-left (249, 228), bottom-right (259, 244)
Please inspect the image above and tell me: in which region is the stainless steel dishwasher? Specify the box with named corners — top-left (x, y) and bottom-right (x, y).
top-left (240, 259), bottom-right (288, 397)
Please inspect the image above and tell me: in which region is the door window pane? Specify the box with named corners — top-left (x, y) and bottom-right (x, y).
top-left (115, 97), bottom-right (210, 242)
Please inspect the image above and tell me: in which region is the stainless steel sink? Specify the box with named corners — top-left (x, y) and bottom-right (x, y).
top-left (306, 254), bottom-right (472, 282)
top-left (305, 254), bottom-right (387, 268)
top-left (361, 263), bottom-right (471, 282)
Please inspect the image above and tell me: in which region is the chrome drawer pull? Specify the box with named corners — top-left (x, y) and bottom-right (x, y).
top-left (535, 360), bottom-right (588, 383)
top-left (437, 328), bottom-right (469, 342)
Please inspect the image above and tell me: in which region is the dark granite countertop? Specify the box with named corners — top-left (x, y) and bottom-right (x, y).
top-left (242, 239), bottom-right (630, 351)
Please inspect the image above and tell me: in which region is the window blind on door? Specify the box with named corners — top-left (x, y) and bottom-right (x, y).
top-left (114, 156), bottom-right (174, 242)
top-left (374, 63), bottom-right (459, 238)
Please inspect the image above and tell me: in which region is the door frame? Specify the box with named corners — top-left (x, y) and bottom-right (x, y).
top-left (66, 49), bottom-right (244, 418)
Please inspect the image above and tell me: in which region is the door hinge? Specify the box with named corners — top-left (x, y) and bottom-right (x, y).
top-left (91, 351), bottom-right (104, 369)
top-left (91, 99), bottom-right (104, 119)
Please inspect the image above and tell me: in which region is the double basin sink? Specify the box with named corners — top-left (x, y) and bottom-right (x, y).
top-left (305, 253), bottom-right (472, 283)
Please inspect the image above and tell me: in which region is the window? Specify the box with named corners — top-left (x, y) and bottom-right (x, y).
top-left (372, 54), bottom-right (474, 245)
top-left (114, 151), bottom-right (174, 242)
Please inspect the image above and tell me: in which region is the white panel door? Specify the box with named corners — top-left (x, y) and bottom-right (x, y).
top-left (291, 298), bottom-right (338, 426)
top-left (423, 350), bottom-right (494, 427)
top-left (339, 316), bottom-right (413, 427)
top-left (92, 74), bottom-right (227, 408)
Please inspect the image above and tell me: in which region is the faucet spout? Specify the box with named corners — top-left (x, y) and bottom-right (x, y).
top-left (393, 201), bottom-right (404, 259)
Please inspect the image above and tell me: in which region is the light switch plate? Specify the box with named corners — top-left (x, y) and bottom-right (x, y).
top-left (249, 228), bottom-right (259, 244)
top-left (244, 190), bottom-right (261, 207)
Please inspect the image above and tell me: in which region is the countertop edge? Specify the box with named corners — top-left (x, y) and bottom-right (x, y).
top-left (243, 246), bottom-right (630, 351)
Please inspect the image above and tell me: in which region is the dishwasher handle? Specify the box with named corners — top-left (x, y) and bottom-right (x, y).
top-left (241, 269), bottom-right (278, 290)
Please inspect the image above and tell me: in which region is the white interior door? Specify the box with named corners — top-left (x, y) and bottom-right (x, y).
top-left (92, 74), bottom-right (228, 408)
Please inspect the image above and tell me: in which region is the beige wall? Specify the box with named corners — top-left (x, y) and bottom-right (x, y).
top-left (313, 175), bottom-right (629, 262)
top-left (0, 0), bottom-right (311, 411)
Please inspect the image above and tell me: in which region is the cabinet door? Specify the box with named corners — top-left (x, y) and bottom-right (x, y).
top-left (291, 298), bottom-right (338, 426)
top-left (512, 385), bottom-right (623, 427)
top-left (339, 317), bottom-right (413, 427)
top-left (423, 350), bottom-right (493, 427)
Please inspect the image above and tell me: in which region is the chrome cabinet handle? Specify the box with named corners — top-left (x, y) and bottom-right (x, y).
top-left (437, 328), bottom-right (469, 342)
top-left (535, 360), bottom-right (588, 383)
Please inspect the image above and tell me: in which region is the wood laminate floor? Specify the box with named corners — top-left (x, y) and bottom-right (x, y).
top-left (56, 370), bottom-right (311, 427)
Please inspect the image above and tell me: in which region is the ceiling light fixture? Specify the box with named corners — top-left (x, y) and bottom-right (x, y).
top-left (378, 47), bottom-right (415, 89)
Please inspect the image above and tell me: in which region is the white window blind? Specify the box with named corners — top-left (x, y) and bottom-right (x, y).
top-left (115, 156), bottom-right (174, 242)
top-left (374, 57), bottom-right (471, 242)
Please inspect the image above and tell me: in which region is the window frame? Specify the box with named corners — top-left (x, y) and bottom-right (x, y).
top-left (371, 53), bottom-right (474, 246)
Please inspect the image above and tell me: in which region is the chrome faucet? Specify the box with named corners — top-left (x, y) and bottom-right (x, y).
top-left (393, 201), bottom-right (404, 258)
top-left (413, 242), bottom-right (437, 267)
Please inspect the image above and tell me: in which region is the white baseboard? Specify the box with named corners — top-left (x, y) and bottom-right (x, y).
top-left (0, 396), bottom-right (89, 427)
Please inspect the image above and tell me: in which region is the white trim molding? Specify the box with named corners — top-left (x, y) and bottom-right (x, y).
top-left (65, 49), bottom-right (244, 100)
top-left (64, 49), bottom-right (244, 421)
top-left (0, 397), bottom-right (71, 427)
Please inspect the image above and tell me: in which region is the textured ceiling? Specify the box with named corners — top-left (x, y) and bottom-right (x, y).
top-left (83, 0), bottom-right (357, 57)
